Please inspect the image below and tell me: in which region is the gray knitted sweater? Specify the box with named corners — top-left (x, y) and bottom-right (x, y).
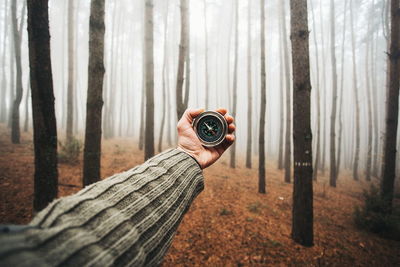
top-left (0, 149), bottom-right (204, 266)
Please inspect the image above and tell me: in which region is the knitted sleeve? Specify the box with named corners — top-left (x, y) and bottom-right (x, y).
top-left (0, 149), bottom-right (204, 267)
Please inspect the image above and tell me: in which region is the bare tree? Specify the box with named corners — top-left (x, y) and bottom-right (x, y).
top-left (280, 0), bottom-right (292, 184)
top-left (176, 0), bottom-right (189, 120)
top-left (230, 0), bottom-right (238, 169)
top-left (290, 0), bottom-right (314, 247)
top-left (83, 0), bottom-right (106, 186)
top-left (246, 0), bottom-right (253, 169)
top-left (259, 0), bottom-right (267, 194)
top-left (66, 0), bottom-right (75, 142)
top-left (381, 0), bottom-right (400, 212)
top-left (203, 0), bottom-right (209, 110)
top-left (27, 0), bottom-right (58, 211)
top-left (350, 0), bottom-right (361, 181)
top-left (329, 0), bottom-right (338, 187)
top-left (144, 0), bottom-right (155, 160)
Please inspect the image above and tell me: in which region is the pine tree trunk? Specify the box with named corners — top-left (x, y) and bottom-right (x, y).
top-left (83, 0), bottom-right (105, 186)
top-left (381, 0), bottom-right (400, 212)
top-left (158, 0), bottom-right (170, 153)
top-left (0, 0), bottom-right (9, 123)
top-left (23, 80), bottom-right (30, 132)
top-left (144, 0), bottom-right (155, 160)
top-left (66, 0), bottom-right (75, 142)
top-left (310, 0), bottom-right (320, 181)
top-left (350, 0), bottom-right (360, 181)
top-left (246, 0), bottom-right (253, 169)
top-left (203, 0), bottom-right (209, 110)
top-left (372, 29), bottom-right (380, 178)
top-left (258, 0), bottom-right (267, 194)
top-left (290, 0), bottom-right (314, 247)
top-left (230, 0), bottom-right (238, 169)
top-left (319, 0), bottom-right (326, 173)
top-left (329, 0), bottom-right (338, 187)
top-left (336, 0), bottom-right (348, 175)
top-left (176, 0), bottom-right (189, 120)
top-left (27, 0), bottom-right (58, 212)
top-left (280, 0), bottom-right (292, 184)
top-left (11, 0), bottom-right (23, 144)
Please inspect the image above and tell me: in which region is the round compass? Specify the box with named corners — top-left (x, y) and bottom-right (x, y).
top-left (193, 111), bottom-right (228, 147)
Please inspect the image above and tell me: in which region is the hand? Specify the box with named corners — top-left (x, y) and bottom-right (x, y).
top-left (177, 108), bottom-right (236, 169)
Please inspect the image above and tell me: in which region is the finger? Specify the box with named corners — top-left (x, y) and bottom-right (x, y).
top-left (184, 108), bottom-right (205, 123)
top-left (216, 108), bottom-right (227, 116)
top-left (225, 134), bottom-right (235, 143)
top-left (228, 123), bottom-right (236, 133)
top-left (225, 115), bottom-right (234, 124)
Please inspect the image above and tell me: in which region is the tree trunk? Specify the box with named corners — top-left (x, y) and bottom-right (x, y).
top-left (144, 0), bottom-right (155, 160)
top-left (281, 0), bottom-right (292, 184)
top-left (350, 0), bottom-right (360, 181)
top-left (258, 0), bottom-right (267, 194)
top-left (11, 0), bottom-right (23, 144)
top-left (246, 0), bottom-right (253, 169)
top-left (83, 0), bottom-right (105, 186)
top-left (158, 0), bottom-right (170, 153)
top-left (336, 0), bottom-right (348, 175)
top-left (310, 0), bottom-right (320, 181)
top-left (381, 0), bottom-right (400, 212)
top-left (329, 0), bottom-right (338, 187)
top-left (176, 0), bottom-right (189, 120)
top-left (27, 0), bottom-right (58, 212)
top-left (319, 0), bottom-right (326, 174)
top-left (290, 0), bottom-right (314, 247)
top-left (24, 80), bottom-right (30, 132)
top-left (0, 0), bottom-right (9, 123)
top-left (66, 0), bottom-right (75, 142)
top-left (203, 0), bottom-right (209, 110)
top-left (230, 0), bottom-right (239, 169)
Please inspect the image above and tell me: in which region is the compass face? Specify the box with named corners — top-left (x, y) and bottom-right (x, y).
top-left (193, 111), bottom-right (228, 147)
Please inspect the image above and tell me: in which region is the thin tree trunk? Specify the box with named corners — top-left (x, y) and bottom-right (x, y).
top-left (176, 0), bottom-right (189, 120)
top-left (66, 0), bottom-right (75, 142)
top-left (277, 1), bottom-right (284, 170)
top-left (329, 0), bottom-right (338, 187)
top-left (158, 0), bottom-right (170, 153)
top-left (381, 0), bottom-right (400, 212)
top-left (230, 0), bottom-right (239, 169)
top-left (27, 0), bottom-right (58, 212)
top-left (0, 0), bottom-right (9, 123)
top-left (184, 1), bottom-right (190, 109)
top-left (203, 0), bottom-right (209, 110)
top-left (319, 0), bottom-right (326, 173)
top-left (144, 0), bottom-right (155, 160)
top-left (350, 0), bottom-right (360, 181)
top-left (371, 27), bottom-right (379, 178)
top-left (290, 0), bottom-right (314, 247)
top-left (258, 0), bottom-right (267, 194)
top-left (281, 0), bottom-right (292, 184)
top-left (24, 80), bottom-right (30, 132)
top-left (83, 0), bottom-right (106, 186)
top-left (310, 0), bottom-right (320, 181)
top-left (11, 0), bottom-right (23, 144)
top-left (246, 0), bottom-right (253, 169)
top-left (336, 0), bottom-right (348, 175)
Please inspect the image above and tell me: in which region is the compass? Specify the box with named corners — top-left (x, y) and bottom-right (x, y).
top-left (193, 111), bottom-right (228, 147)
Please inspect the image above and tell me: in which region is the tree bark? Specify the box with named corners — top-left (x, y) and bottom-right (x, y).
top-left (66, 0), bottom-right (75, 142)
top-left (281, 0), bottom-right (292, 184)
top-left (381, 0), bottom-right (400, 211)
top-left (27, 0), bottom-right (58, 212)
top-left (329, 0), bottom-right (338, 187)
top-left (258, 0), bottom-right (267, 194)
top-left (144, 0), bottom-right (155, 160)
top-left (310, 0), bottom-right (320, 181)
top-left (350, 0), bottom-right (361, 181)
top-left (230, 0), bottom-right (239, 169)
top-left (0, 0), bottom-right (9, 123)
top-left (83, 0), bottom-right (106, 186)
top-left (203, 0), bottom-right (209, 110)
top-left (11, 0), bottom-right (23, 144)
top-left (176, 0), bottom-right (189, 120)
top-left (246, 0), bottom-right (253, 169)
top-left (290, 0), bottom-right (314, 247)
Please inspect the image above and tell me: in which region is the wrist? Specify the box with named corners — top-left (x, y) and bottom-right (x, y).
top-left (176, 147), bottom-right (203, 170)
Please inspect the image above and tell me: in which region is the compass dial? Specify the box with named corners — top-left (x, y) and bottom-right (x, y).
top-left (193, 111), bottom-right (228, 147)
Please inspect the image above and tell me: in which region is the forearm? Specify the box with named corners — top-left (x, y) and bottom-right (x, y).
top-left (0, 149), bottom-right (204, 266)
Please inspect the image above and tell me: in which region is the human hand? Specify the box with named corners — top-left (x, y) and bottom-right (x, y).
top-left (177, 108), bottom-right (236, 169)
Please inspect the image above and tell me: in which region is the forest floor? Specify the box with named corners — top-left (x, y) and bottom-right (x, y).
top-left (0, 124), bottom-right (399, 266)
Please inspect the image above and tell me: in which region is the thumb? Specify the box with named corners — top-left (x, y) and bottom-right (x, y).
top-left (184, 108), bottom-right (205, 124)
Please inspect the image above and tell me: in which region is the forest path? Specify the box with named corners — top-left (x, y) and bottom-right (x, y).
top-left (0, 124), bottom-right (398, 266)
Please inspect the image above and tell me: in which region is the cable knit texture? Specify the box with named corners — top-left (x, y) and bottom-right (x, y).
top-left (0, 149), bottom-right (204, 267)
